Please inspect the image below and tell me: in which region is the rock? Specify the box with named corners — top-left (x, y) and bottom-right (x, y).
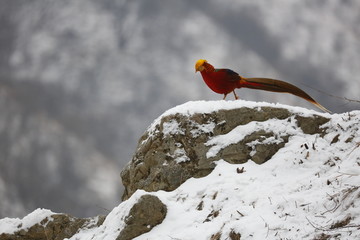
top-left (117, 194), bottom-right (167, 240)
top-left (121, 105), bottom-right (330, 200)
top-left (295, 115), bottom-right (329, 135)
top-left (0, 214), bottom-right (105, 240)
top-left (229, 230), bottom-right (241, 240)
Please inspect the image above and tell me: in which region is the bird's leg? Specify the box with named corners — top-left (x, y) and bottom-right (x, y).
top-left (223, 94), bottom-right (227, 100)
top-left (233, 91), bottom-right (239, 100)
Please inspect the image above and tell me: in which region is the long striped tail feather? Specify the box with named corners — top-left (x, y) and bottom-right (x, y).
top-left (241, 77), bottom-right (331, 113)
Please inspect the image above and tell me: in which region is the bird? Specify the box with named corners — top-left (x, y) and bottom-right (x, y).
top-left (195, 59), bottom-right (331, 113)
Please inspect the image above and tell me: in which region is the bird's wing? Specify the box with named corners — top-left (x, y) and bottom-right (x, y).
top-left (214, 68), bottom-right (240, 82)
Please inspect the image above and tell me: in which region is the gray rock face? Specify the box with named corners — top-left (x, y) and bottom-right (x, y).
top-left (121, 106), bottom-right (329, 200)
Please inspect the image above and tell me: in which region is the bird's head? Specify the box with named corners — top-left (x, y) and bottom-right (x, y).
top-left (195, 59), bottom-right (207, 72)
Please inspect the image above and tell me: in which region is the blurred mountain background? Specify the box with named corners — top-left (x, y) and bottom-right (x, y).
top-left (0, 0), bottom-right (359, 218)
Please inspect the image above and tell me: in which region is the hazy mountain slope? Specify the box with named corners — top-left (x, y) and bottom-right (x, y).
top-left (0, 79), bottom-right (120, 217)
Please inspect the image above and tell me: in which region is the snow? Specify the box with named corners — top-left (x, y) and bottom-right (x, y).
top-left (172, 147), bottom-right (191, 164)
top-left (206, 118), bottom-right (297, 158)
top-left (162, 120), bottom-right (184, 136)
top-left (1, 101), bottom-right (359, 239)
top-left (190, 122), bottom-right (216, 138)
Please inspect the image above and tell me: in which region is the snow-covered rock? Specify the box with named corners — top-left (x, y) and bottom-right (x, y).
top-left (1, 100), bottom-right (359, 240)
top-left (121, 100), bottom-right (330, 200)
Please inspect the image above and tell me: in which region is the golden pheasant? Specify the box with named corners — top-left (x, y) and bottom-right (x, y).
top-left (195, 59), bottom-right (330, 113)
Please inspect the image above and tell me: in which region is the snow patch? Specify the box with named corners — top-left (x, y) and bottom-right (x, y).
top-left (0, 208), bottom-right (54, 234)
top-left (190, 122), bottom-right (216, 138)
top-left (162, 120), bottom-right (184, 136)
top-left (206, 118), bottom-right (298, 158)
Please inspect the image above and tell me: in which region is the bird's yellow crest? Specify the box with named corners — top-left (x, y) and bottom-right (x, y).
top-left (195, 59), bottom-right (207, 72)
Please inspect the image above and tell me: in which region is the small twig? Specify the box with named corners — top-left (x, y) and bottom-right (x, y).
top-left (168, 236), bottom-right (182, 240)
top-left (336, 171), bottom-right (360, 177)
top-left (302, 83), bottom-right (360, 103)
top-left (335, 224), bottom-right (360, 229)
top-left (236, 210), bottom-right (244, 217)
top-left (321, 193), bottom-right (340, 215)
top-left (259, 216), bottom-right (270, 238)
top-left (306, 216), bottom-right (327, 231)
top-left (307, 216), bottom-right (360, 233)
top-left (259, 216), bottom-right (268, 228)
top-left (347, 142), bottom-right (360, 157)
top-left (96, 205), bottom-right (112, 213)
top-left (299, 203), bottom-right (311, 207)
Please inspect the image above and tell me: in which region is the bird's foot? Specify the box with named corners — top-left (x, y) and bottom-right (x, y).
top-left (233, 91), bottom-right (239, 100)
